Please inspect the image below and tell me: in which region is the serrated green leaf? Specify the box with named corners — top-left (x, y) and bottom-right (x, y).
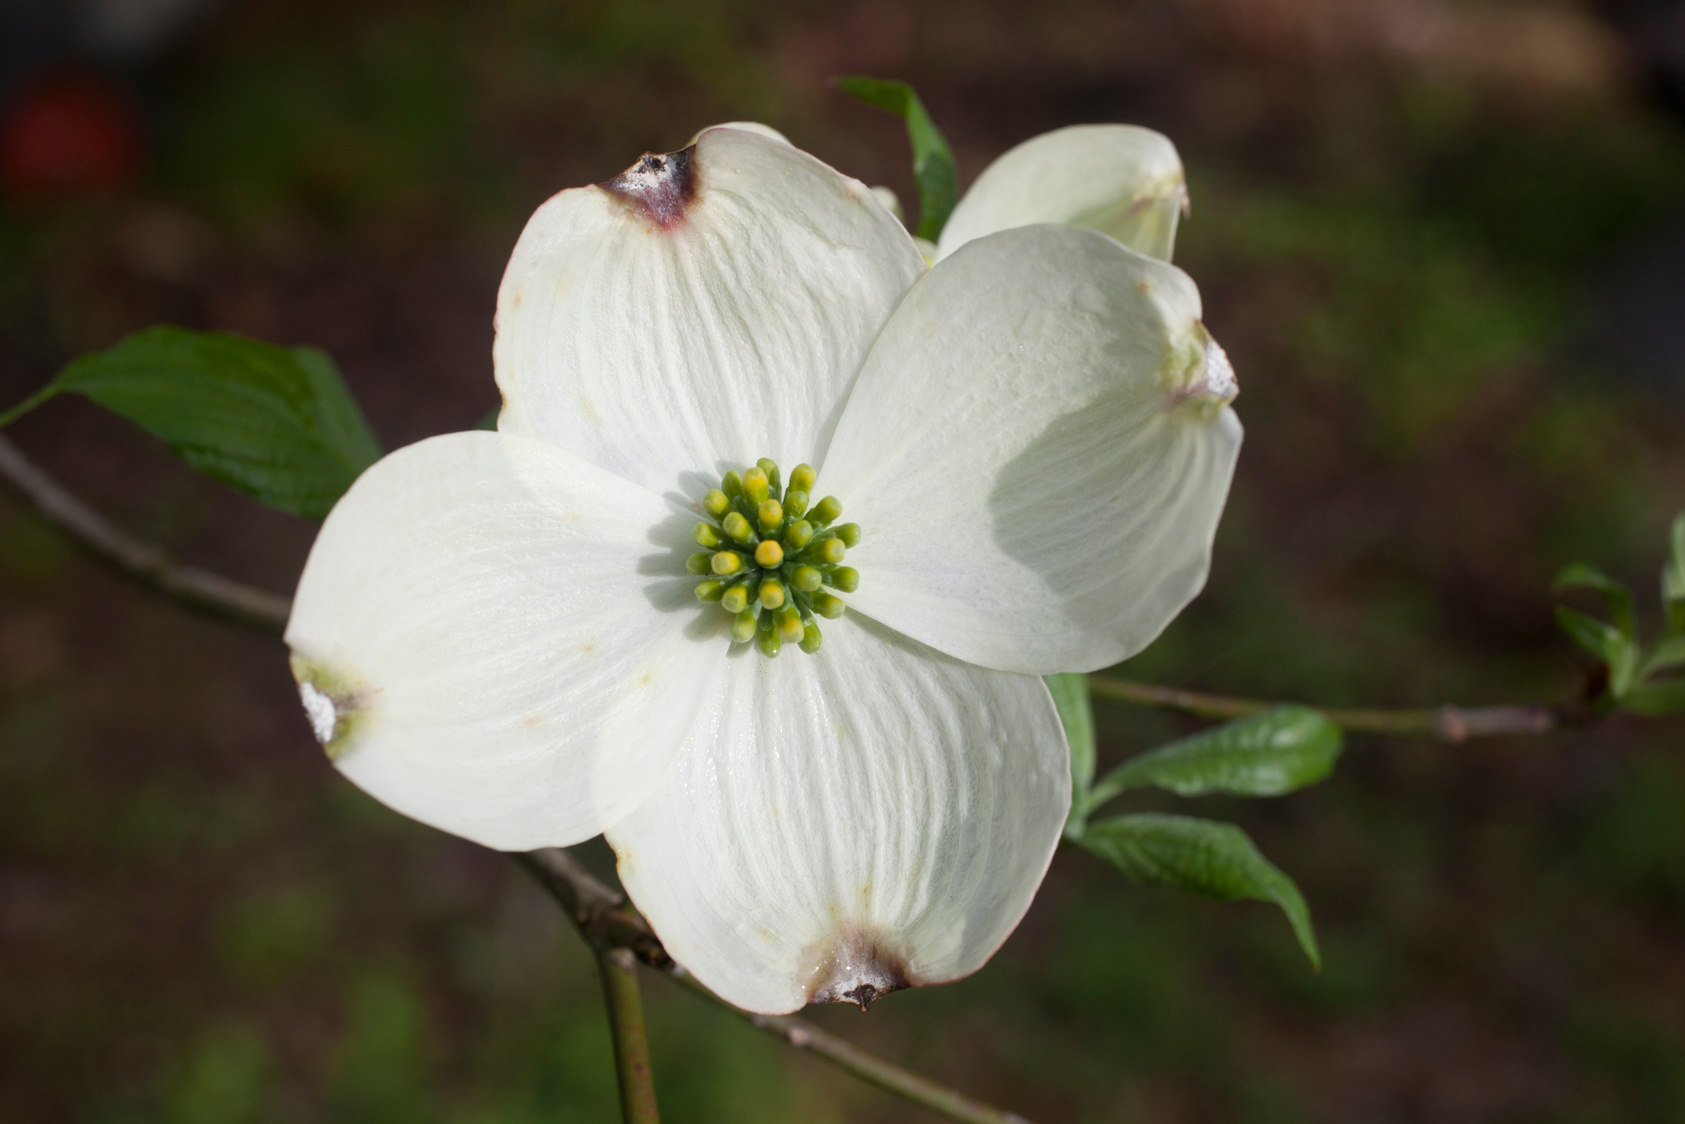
top-left (834, 76), bottom-right (957, 242)
top-left (1664, 510), bottom-right (1685, 633)
top-left (1046, 673), bottom-right (1095, 839)
top-left (1555, 605), bottom-right (1639, 698)
top-left (1, 326), bottom-right (380, 519)
top-left (1087, 706), bottom-right (1341, 811)
top-left (1081, 813), bottom-right (1320, 968)
top-left (1621, 678), bottom-right (1685, 716)
top-left (1554, 562), bottom-right (1636, 640)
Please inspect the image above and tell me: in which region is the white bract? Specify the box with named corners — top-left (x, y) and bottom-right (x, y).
top-left (285, 123), bottom-right (1240, 1016)
top-left (937, 123), bottom-right (1189, 262)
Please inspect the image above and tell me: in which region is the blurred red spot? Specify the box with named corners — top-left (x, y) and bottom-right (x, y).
top-left (0, 69), bottom-right (144, 201)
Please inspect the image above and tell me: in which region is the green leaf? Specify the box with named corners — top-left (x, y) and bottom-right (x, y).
top-left (1088, 706), bottom-right (1342, 810)
top-left (834, 76), bottom-right (958, 242)
top-left (1639, 632), bottom-right (1685, 679)
top-left (1555, 605), bottom-right (1640, 698)
top-left (1621, 678), bottom-right (1685, 716)
top-left (1046, 673), bottom-right (1095, 838)
top-left (1081, 813), bottom-right (1320, 969)
top-left (1554, 562), bottom-right (1636, 640)
top-left (2, 326), bottom-right (380, 519)
top-left (1664, 510), bottom-right (1685, 633)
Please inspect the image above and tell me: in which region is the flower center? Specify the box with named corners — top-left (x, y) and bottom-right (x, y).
top-left (689, 458), bottom-right (859, 657)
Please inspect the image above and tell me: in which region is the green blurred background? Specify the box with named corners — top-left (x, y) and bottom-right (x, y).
top-left (3, 0), bottom-right (1685, 1120)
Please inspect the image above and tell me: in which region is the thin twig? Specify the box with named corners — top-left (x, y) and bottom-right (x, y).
top-left (518, 848), bottom-right (1036, 1124)
top-left (0, 434), bottom-right (291, 633)
top-left (515, 849), bottom-right (670, 968)
top-left (1087, 675), bottom-right (1565, 742)
top-left (512, 856), bottom-right (665, 1122)
top-left (665, 969), bottom-right (1033, 1124)
top-left (598, 947), bottom-right (662, 1124)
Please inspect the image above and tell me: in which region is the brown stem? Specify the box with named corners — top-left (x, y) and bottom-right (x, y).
top-left (1086, 675), bottom-right (1567, 742)
top-left (0, 434), bottom-right (291, 633)
top-left (517, 848), bottom-right (1035, 1124)
top-left (515, 849), bottom-right (670, 968)
top-left (598, 947), bottom-right (661, 1124)
top-left (665, 969), bottom-right (1033, 1124)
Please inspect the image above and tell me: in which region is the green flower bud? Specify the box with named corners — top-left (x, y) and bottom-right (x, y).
top-left (783, 490), bottom-right (809, 519)
top-left (789, 463), bottom-right (816, 495)
top-left (721, 583), bottom-right (750, 614)
top-left (686, 553), bottom-right (713, 575)
top-left (810, 495), bottom-right (842, 527)
top-left (776, 605), bottom-right (804, 642)
top-left (834, 523), bottom-right (861, 547)
top-left (798, 621), bottom-right (823, 654)
top-left (694, 522), bottom-right (723, 549)
top-left (828, 566), bottom-right (859, 592)
top-left (791, 565), bottom-right (823, 592)
top-left (743, 467), bottom-right (770, 505)
top-left (811, 591), bottom-right (845, 619)
top-left (721, 470), bottom-right (744, 499)
top-left (703, 489), bottom-right (731, 518)
top-left (757, 621), bottom-right (783, 658)
top-left (711, 551), bottom-right (745, 576)
top-left (756, 457), bottom-right (781, 496)
top-left (810, 537), bottom-right (846, 565)
top-left (721, 511), bottom-right (754, 543)
top-left (759, 578), bottom-right (787, 610)
top-left (757, 498), bottom-right (783, 533)
top-left (694, 580), bottom-right (726, 602)
top-left (730, 609), bottom-right (757, 643)
top-left (783, 520), bottom-right (814, 550)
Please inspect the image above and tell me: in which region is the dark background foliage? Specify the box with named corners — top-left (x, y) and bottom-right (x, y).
top-left (3, 0), bottom-right (1685, 1120)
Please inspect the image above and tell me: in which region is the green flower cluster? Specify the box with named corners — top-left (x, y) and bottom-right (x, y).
top-left (689, 458), bottom-right (859, 657)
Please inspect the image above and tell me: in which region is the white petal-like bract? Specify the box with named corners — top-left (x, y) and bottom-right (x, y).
top-left (606, 615), bottom-right (1070, 1015)
top-left (687, 121), bottom-right (790, 146)
top-left (286, 432), bottom-right (726, 851)
top-left (824, 224), bottom-right (1242, 675)
top-left (936, 124), bottom-right (1187, 262)
top-left (494, 126), bottom-right (926, 497)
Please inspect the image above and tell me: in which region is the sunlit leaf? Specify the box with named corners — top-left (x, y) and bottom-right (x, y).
top-left (1081, 812), bottom-right (1320, 968)
top-left (1088, 706), bottom-right (1341, 810)
top-left (0, 326), bottom-right (380, 520)
top-left (835, 76), bottom-right (958, 241)
top-left (1046, 672), bottom-right (1095, 838)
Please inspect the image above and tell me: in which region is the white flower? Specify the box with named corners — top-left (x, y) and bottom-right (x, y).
top-left (284, 123), bottom-right (1241, 1016)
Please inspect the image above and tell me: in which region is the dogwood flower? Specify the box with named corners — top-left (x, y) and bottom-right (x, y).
top-left (285, 123), bottom-right (1240, 1016)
